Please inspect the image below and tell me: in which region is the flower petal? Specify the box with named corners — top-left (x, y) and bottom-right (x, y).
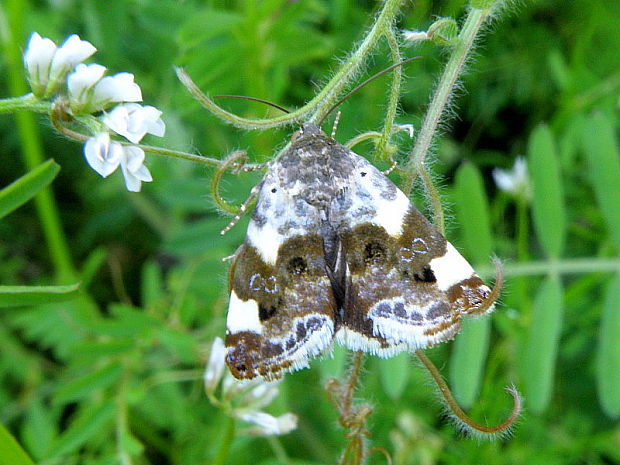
top-left (49, 34), bottom-right (97, 82)
top-left (83, 132), bottom-right (121, 177)
top-left (68, 63), bottom-right (107, 111)
top-left (119, 146), bottom-right (151, 192)
top-left (23, 33), bottom-right (57, 96)
top-left (92, 73), bottom-right (142, 110)
top-left (204, 337), bottom-right (226, 394)
top-left (103, 103), bottom-right (165, 143)
top-left (237, 412), bottom-right (298, 436)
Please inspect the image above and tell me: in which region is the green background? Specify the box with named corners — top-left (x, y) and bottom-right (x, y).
top-left (1, 0), bottom-right (619, 464)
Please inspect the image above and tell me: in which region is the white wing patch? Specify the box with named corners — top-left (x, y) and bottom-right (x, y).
top-left (428, 242), bottom-right (476, 291)
top-left (227, 290), bottom-right (262, 334)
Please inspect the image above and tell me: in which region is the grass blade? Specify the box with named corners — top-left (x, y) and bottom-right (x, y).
top-left (596, 274), bottom-right (620, 418)
top-left (0, 423), bottom-right (36, 465)
top-left (449, 163), bottom-right (493, 407)
top-left (524, 275), bottom-right (564, 413)
top-left (528, 124), bottom-right (566, 258)
top-left (0, 283), bottom-right (81, 308)
top-left (0, 159), bottom-right (60, 219)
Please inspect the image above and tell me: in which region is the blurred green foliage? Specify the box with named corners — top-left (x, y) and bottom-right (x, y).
top-left (1, 0), bottom-right (619, 464)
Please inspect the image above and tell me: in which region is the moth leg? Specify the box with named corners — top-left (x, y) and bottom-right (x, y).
top-left (220, 182), bottom-right (262, 235)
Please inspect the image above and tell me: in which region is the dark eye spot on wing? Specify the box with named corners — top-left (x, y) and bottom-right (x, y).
top-left (413, 265), bottom-right (436, 283)
top-left (271, 187), bottom-right (277, 193)
top-left (361, 171), bottom-right (367, 177)
top-left (287, 257), bottom-right (308, 275)
top-left (259, 304), bottom-right (277, 321)
top-left (364, 241), bottom-right (386, 263)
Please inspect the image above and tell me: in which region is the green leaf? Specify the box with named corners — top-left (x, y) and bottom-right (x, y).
top-left (48, 402), bottom-right (115, 458)
top-left (528, 124), bottom-right (566, 258)
top-left (0, 283), bottom-right (81, 308)
top-left (379, 352), bottom-right (411, 400)
top-left (596, 274), bottom-right (620, 418)
top-left (0, 423), bottom-right (36, 465)
top-left (582, 112), bottom-right (620, 249)
top-left (450, 163), bottom-right (493, 407)
top-left (0, 159), bottom-right (60, 219)
top-left (524, 275), bottom-right (564, 413)
top-left (454, 163), bottom-right (493, 262)
top-left (449, 317), bottom-right (491, 408)
top-left (53, 362), bottom-right (124, 405)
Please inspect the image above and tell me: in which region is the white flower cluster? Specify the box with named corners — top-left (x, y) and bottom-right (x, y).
top-left (204, 338), bottom-right (298, 437)
top-left (23, 32), bottom-right (165, 192)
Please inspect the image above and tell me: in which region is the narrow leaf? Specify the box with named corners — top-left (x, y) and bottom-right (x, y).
top-left (0, 283), bottom-right (81, 308)
top-left (596, 274), bottom-right (620, 418)
top-left (449, 163), bottom-right (493, 407)
top-left (0, 159), bottom-right (60, 219)
top-left (379, 352), bottom-right (411, 400)
top-left (528, 124), bottom-right (566, 257)
top-left (524, 275), bottom-right (564, 413)
top-left (0, 423), bottom-right (36, 465)
top-left (449, 318), bottom-right (491, 407)
top-left (583, 112), bottom-right (620, 249)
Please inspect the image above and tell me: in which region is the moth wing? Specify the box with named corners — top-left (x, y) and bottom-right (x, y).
top-left (225, 170), bottom-right (336, 380)
top-left (334, 153), bottom-right (493, 355)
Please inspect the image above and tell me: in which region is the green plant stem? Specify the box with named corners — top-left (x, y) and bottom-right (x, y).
top-left (178, 0), bottom-right (404, 130)
top-left (211, 416), bottom-right (236, 465)
top-left (2, 2), bottom-right (76, 282)
top-left (477, 257), bottom-right (620, 278)
top-left (374, 25), bottom-right (402, 161)
top-left (403, 5), bottom-right (492, 193)
top-left (0, 94), bottom-right (51, 114)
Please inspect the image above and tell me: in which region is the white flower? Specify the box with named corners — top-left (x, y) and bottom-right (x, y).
top-left (493, 156), bottom-right (531, 200)
top-left (68, 65), bottom-right (142, 114)
top-left (203, 337), bottom-right (298, 437)
top-left (84, 132), bottom-right (122, 177)
top-left (204, 337), bottom-right (227, 394)
top-left (24, 32), bottom-right (96, 98)
top-left (68, 63), bottom-right (107, 111)
top-left (236, 412), bottom-right (298, 437)
top-left (120, 146), bottom-right (152, 192)
top-left (83, 132), bottom-right (152, 192)
top-left (103, 103), bottom-right (165, 144)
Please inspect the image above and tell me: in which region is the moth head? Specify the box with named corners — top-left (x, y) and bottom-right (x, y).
top-left (291, 123), bottom-right (323, 143)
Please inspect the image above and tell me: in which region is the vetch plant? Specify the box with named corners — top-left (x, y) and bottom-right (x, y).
top-left (0, 2), bottom-right (529, 464)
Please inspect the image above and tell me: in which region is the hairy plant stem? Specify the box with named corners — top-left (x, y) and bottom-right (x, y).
top-left (325, 351), bottom-right (373, 465)
top-left (403, 5), bottom-right (493, 194)
top-left (177, 0), bottom-right (404, 130)
top-left (374, 26), bottom-right (402, 161)
top-left (415, 350), bottom-right (521, 436)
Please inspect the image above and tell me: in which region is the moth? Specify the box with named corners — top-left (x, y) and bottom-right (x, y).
top-left (225, 123), bottom-right (495, 380)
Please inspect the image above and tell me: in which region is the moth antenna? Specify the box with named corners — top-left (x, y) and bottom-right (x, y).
top-left (469, 257), bottom-right (504, 317)
top-left (220, 181), bottom-right (263, 235)
top-left (214, 95), bottom-right (290, 114)
top-left (331, 111), bottom-right (342, 138)
top-left (317, 56), bottom-right (421, 128)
